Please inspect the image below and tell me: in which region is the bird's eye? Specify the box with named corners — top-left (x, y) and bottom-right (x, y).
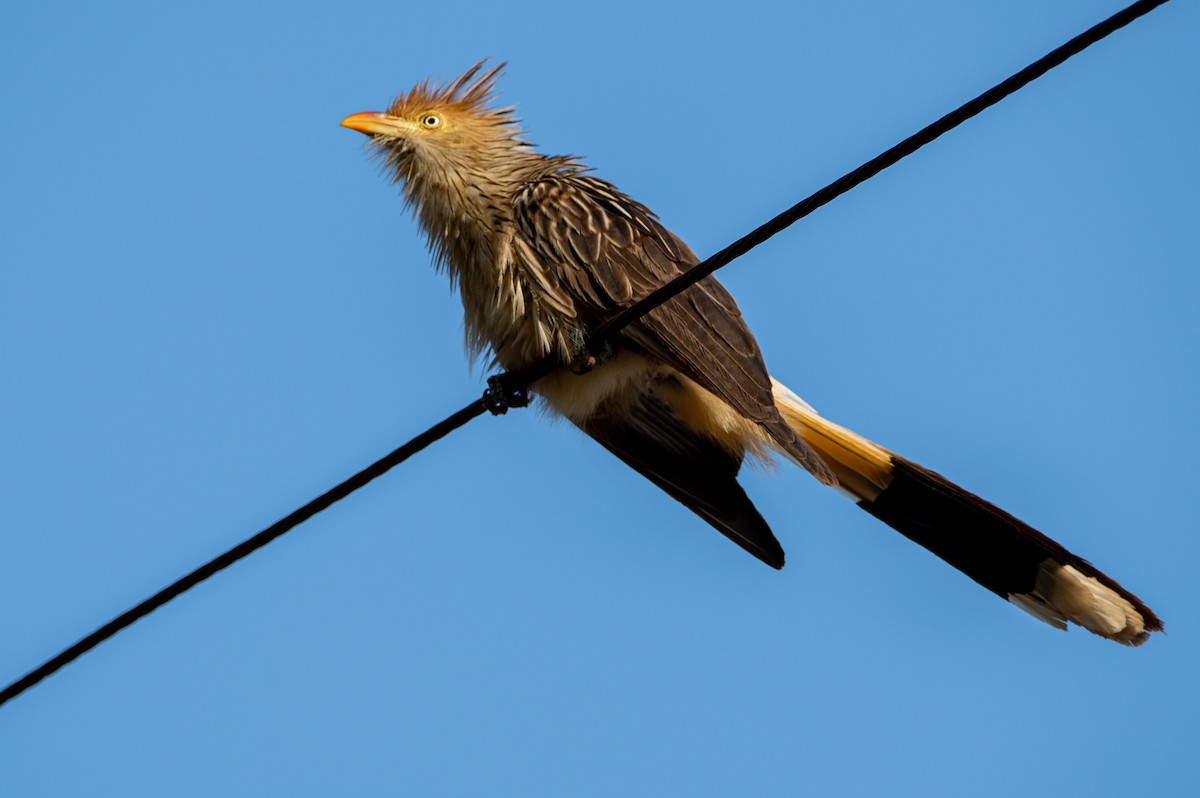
top-left (421, 113), bottom-right (442, 129)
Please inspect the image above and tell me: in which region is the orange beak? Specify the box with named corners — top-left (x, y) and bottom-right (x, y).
top-left (340, 112), bottom-right (405, 136)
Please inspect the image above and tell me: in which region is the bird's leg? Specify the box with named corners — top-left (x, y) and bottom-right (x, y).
top-left (483, 372), bottom-right (532, 416)
top-left (571, 337), bottom-right (614, 375)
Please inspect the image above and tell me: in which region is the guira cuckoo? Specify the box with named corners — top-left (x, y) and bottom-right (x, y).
top-left (341, 63), bottom-right (1160, 645)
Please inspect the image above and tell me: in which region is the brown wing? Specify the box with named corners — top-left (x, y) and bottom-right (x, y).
top-left (512, 171), bottom-right (833, 483)
top-left (580, 383), bottom-right (785, 568)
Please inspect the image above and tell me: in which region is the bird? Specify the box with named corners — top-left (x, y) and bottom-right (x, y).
top-left (340, 62), bottom-right (1161, 645)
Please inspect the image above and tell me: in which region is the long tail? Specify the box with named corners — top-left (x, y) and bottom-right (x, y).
top-left (771, 380), bottom-right (1162, 646)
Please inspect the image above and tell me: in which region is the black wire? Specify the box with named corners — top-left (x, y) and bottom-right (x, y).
top-left (585, 0), bottom-right (1172, 346)
top-left (0, 399), bottom-right (488, 707)
top-left (0, 0), bottom-right (1170, 709)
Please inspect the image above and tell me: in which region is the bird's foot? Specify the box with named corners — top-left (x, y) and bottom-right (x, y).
top-left (483, 373), bottom-right (531, 416)
top-left (571, 338), bottom-right (614, 375)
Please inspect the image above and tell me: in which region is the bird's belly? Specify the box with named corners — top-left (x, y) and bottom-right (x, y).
top-left (534, 351), bottom-right (769, 459)
top-left (532, 350), bottom-right (662, 422)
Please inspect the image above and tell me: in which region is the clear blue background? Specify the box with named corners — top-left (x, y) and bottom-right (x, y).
top-left (2, 2), bottom-right (1196, 795)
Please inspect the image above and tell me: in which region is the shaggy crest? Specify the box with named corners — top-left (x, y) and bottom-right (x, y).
top-left (386, 61), bottom-right (518, 130)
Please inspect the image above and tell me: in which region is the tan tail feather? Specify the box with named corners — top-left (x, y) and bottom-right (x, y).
top-left (770, 379), bottom-right (1160, 645)
top-left (770, 379), bottom-right (892, 502)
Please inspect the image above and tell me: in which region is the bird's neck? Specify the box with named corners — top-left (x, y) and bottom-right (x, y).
top-left (403, 145), bottom-right (541, 267)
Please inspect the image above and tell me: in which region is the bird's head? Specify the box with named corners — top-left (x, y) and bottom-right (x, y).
top-left (341, 61), bottom-right (530, 188)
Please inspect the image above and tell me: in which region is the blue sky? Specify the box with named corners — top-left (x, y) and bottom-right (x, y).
top-left (2, 1), bottom-right (1196, 795)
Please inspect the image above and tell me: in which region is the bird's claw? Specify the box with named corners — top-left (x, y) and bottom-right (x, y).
top-left (572, 338), bottom-right (614, 375)
top-left (483, 374), bottom-right (531, 416)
